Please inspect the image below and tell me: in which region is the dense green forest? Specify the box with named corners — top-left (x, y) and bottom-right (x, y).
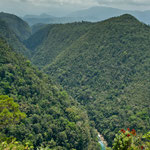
top-left (27, 14), bottom-right (150, 145)
top-left (25, 22), bottom-right (93, 68)
top-left (0, 13), bottom-right (31, 57)
top-left (0, 38), bottom-right (100, 149)
top-left (0, 12), bottom-right (31, 41)
top-left (0, 12), bottom-right (150, 149)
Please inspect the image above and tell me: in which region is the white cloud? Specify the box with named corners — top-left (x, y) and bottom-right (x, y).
top-left (6, 0), bottom-right (150, 7)
top-left (95, 0), bottom-right (150, 5)
top-left (1, 0), bottom-right (150, 16)
top-left (16, 0), bottom-right (96, 6)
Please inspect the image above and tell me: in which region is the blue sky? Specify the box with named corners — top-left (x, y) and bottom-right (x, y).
top-left (1, 0), bottom-right (150, 16)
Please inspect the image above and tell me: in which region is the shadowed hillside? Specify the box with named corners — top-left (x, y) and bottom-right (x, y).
top-left (25, 22), bottom-right (93, 68)
top-left (41, 14), bottom-right (150, 145)
top-left (0, 18), bottom-right (31, 57)
top-left (0, 12), bottom-right (31, 41)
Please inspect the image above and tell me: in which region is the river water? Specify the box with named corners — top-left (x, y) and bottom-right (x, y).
top-left (98, 133), bottom-right (106, 150)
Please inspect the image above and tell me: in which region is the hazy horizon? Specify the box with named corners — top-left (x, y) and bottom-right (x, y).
top-left (1, 0), bottom-right (150, 17)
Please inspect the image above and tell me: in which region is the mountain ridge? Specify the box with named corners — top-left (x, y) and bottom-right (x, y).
top-left (0, 12), bottom-right (31, 41)
top-left (40, 14), bottom-right (150, 145)
top-left (0, 17), bottom-right (31, 57)
top-left (26, 22), bottom-right (93, 67)
top-left (0, 12), bottom-right (149, 147)
top-left (22, 6), bottom-right (150, 25)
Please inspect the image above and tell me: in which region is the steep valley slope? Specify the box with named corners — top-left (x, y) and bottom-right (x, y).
top-left (0, 13), bottom-right (100, 149)
top-left (0, 37), bottom-right (100, 149)
top-left (29, 14), bottom-right (150, 145)
top-left (0, 12), bottom-right (150, 147)
top-left (0, 12), bottom-right (31, 57)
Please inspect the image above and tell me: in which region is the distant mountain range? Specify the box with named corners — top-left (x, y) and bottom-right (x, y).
top-left (23, 6), bottom-right (150, 25)
top-left (24, 13), bottom-right (55, 19)
top-left (23, 14), bottom-right (87, 26)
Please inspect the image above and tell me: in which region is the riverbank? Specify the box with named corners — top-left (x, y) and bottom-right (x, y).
top-left (98, 133), bottom-right (108, 147)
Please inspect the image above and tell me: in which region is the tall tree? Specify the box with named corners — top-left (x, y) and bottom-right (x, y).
top-left (0, 95), bottom-right (26, 129)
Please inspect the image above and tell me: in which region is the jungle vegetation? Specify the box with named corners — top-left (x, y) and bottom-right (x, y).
top-left (0, 12), bottom-right (149, 149)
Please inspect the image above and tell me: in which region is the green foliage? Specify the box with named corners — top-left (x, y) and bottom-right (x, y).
top-left (112, 129), bottom-right (150, 150)
top-left (1, 12), bottom-right (149, 149)
top-left (0, 13), bottom-right (31, 57)
top-left (25, 22), bottom-right (93, 68)
top-left (0, 95), bottom-right (32, 150)
top-left (113, 129), bottom-right (135, 150)
top-left (142, 132), bottom-right (150, 149)
top-left (0, 95), bottom-right (26, 129)
top-left (39, 14), bottom-right (150, 145)
top-left (143, 132), bottom-right (150, 140)
top-left (0, 12), bottom-right (31, 41)
top-left (0, 138), bottom-right (34, 150)
top-left (0, 38), bottom-right (99, 149)
top-left (31, 23), bottom-right (47, 34)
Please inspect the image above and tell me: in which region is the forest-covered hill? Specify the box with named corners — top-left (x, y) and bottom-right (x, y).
top-left (0, 38), bottom-right (100, 149)
top-left (0, 13), bottom-right (31, 57)
top-left (0, 12), bottom-right (31, 41)
top-left (0, 12), bottom-right (150, 149)
top-left (37, 14), bottom-right (150, 145)
top-left (25, 22), bottom-right (93, 68)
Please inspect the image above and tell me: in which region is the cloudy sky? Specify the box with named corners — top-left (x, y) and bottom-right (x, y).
top-left (0, 0), bottom-right (150, 17)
